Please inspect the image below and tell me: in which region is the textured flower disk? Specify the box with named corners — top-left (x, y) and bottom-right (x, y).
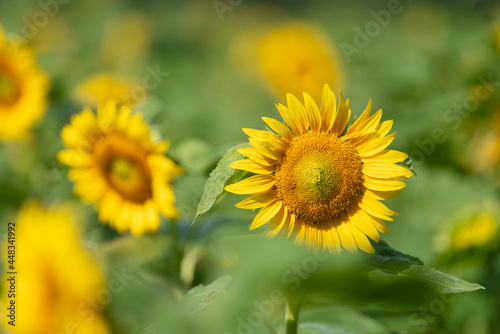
top-left (225, 84), bottom-right (412, 254)
top-left (0, 27), bottom-right (49, 140)
top-left (58, 100), bottom-right (182, 236)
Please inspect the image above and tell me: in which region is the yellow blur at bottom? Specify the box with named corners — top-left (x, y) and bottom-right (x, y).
top-left (1, 202), bottom-right (111, 334)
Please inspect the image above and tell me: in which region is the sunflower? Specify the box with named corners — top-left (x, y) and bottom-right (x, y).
top-left (258, 23), bottom-right (343, 101)
top-left (0, 27), bottom-right (49, 141)
top-left (58, 100), bottom-right (182, 236)
top-left (451, 214), bottom-right (498, 251)
top-left (74, 73), bottom-right (142, 107)
top-left (225, 84), bottom-right (412, 254)
top-left (1, 202), bottom-right (110, 334)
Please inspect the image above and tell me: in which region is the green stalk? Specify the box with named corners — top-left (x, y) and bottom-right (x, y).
top-left (285, 294), bottom-right (304, 334)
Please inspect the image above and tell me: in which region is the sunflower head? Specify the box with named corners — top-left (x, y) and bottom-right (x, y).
top-left (0, 27), bottom-right (49, 141)
top-left (58, 100), bottom-right (182, 236)
top-left (225, 84), bottom-right (412, 254)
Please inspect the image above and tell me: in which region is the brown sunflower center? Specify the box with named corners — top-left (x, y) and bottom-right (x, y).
top-left (94, 132), bottom-right (153, 203)
top-left (275, 131), bottom-right (364, 224)
top-left (0, 68), bottom-right (21, 106)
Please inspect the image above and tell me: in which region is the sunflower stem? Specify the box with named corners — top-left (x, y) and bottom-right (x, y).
top-left (169, 219), bottom-right (182, 279)
top-left (285, 293), bottom-right (304, 334)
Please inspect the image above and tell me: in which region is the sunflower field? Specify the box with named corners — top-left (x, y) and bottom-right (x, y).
top-left (1, 0), bottom-right (500, 333)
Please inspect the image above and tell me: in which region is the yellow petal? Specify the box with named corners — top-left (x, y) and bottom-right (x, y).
top-left (347, 98), bottom-right (372, 135)
top-left (364, 189), bottom-right (402, 201)
top-left (337, 223), bottom-right (358, 254)
top-left (235, 190), bottom-right (277, 209)
top-left (250, 199), bottom-right (282, 230)
top-left (346, 223), bottom-right (375, 254)
top-left (331, 91), bottom-right (351, 135)
top-left (267, 206), bottom-right (288, 237)
top-left (364, 149), bottom-right (408, 164)
top-left (349, 210), bottom-right (381, 242)
top-left (363, 162), bottom-right (413, 180)
top-left (359, 195), bottom-right (397, 221)
top-left (225, 175), bottom-right (275, 195)
top-left (364, 176), bottom-right (407, 191)
top-left (249, 138), bottom-right (281, 161)
top-left (286, 93), bottom-right (308, 135)
top-left (229, 159), bottom-right (273, 175)
top-left (356, 133), bottom-right (396, 157)
top-left (237, 147), bottom-right (273, 166)
top-left (262, 117), bottom-right (293, 141)
top-left (320, 84), bottom-right (337, 132)
top-left (303, 92), bottom-right (321, 133)
top-left (243, 128), bottom-right (288, 152)
top-left (276, 103), bottom-right (302, 136)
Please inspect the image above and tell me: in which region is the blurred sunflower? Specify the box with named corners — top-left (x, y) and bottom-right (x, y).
top-left (258, 23), bottom-right (343, 101)
top-left (1, 202), bottom-right (110, 334)
top-left (451, 214), bottom-right (498, 251)
top-left (58, 100), bottom-right (182, 236)
top-left (464, 112), bottom-right (500, 177)
top-left (225, 84), bottom-right (412, 254)
top-left (0, 27), bottom-right (49, 141)
top-left (74, 73), bottom-right (142, 107)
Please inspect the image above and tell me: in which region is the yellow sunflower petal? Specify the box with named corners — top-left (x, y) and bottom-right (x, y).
top-left (262, 117), bottom-right (293, 141)
top-left (359, 195), bottom-right (397, 221)
top-left (364, 175), bottom-right (407, 191)
top-left (276, 103), bottom-right (302, 136)
top-left (235, 190), bottom-right (277, 209)
top-left (237, 147), bottom-right (274, 166)
top-left (250, 199), bottom-right (282, 230)
top-left (225, 175), bottom-right (275, 195)
top-left (347, 98), bottom-right (372, 135)
top-left (364, 149), bottom-right (408, 164)
top-left (266, 206), bottom-right (288, 237)
top-left (337, 222), bottom-right (358, 254)
top-left (346, 223), bottom-right (375, 254)
top-left (362, 163), bottom-right (413, 180)
top-left (303, 92), bottom-right (321, 133)
top-left (287, 93), bottom-right (308, 134)
top-left (229, 159), bottom-right (274, 175)
top-left (320, 83), bottom-right (337, 132)
top-left (356, 132), bottom-right (396, 157)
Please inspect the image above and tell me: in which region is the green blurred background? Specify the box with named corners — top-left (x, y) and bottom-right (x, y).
top-left (1, 0), bottom-right (500, 333)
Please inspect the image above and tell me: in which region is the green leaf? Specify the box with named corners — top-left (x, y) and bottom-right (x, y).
top-left (368, 241), bottom-right (484, 294)
top-left (193, 143), bottom-right (250, 222)
top-left (181, 275), bottom-right (233, 315)
top-left (299, 305), bottom-right (388, 334)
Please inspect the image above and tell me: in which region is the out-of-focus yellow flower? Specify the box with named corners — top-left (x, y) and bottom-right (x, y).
top-left (465, 112), bottom-right (500, 176)
top-left (0, 27), bottom-right (49, 141)
top-left (1, 202), bottom-right (110, 334)
top-left (58, 100), bottom-right (182, 236)
top-left (258, 23), bottom-right (343, 101)
top-left (74, 73), bottom-right (142, 107)
top-left (451, 214), bottom-right (498, 250)
top-left (225, 84), bottom-right (411, 254)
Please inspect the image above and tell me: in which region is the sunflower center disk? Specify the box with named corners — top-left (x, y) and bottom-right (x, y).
top-left (0, 70), bottom-right (20, 106)
top-left (275, 132), bottom-right (364, 224)
top-left (94, 132), bottom-right (153, 203)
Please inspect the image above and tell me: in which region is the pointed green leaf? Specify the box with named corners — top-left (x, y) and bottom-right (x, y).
top-left (193, 143), bottom-right (250, 222)
top-left (368, 241), bottom-right (484, 293)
